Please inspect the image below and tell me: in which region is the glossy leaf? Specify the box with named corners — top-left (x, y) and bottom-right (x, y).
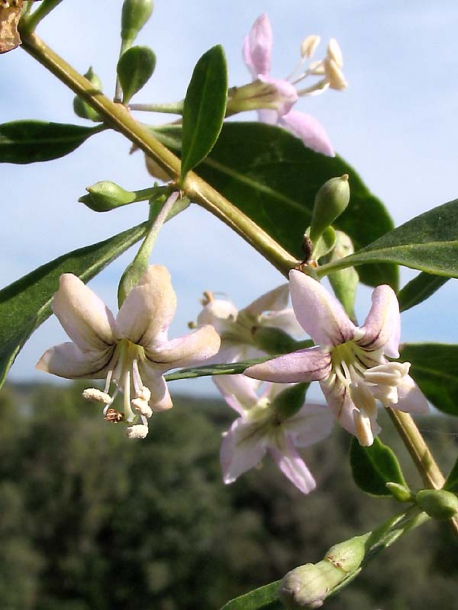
top-left (400, 343), bottom-right (458, 416)
top-left (117, 45), bottom-right (156, 104)
top-left (219, 581), bottom-right (282, 610)
top-left (350, 437), bottom-right (407, 496)
top-left (180, 45), bottom-right (228, 181)
top-left (0, 120), bottom-right (102, 163)
top-left (0, 222), bottom-right (149, 389)
top-left (322, 199), bottom-right (458, 279)
top-left (398, 272), bottom-right (450, 312)
top-left (154, 123), bottom-right (397, 288)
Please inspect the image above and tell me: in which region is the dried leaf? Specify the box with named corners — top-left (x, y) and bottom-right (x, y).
top-left (0, 0), bottom-right (23, 53)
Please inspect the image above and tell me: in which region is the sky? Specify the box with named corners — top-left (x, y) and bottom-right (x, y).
top-left (1, 0), bottom-right (458, 396)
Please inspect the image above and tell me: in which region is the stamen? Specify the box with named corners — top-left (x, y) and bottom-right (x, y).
top-left (82, 388), bottom-right (112, 404)
top-left (353, 410), bottom-right (374, 447)
top-left (126, 424), bottom-right (149, 439)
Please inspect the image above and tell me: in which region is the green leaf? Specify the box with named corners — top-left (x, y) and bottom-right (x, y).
top-left (444, 456), bottom-right (458, 492)
top-left (219, 581), bottom-right (282, 610)
top-left (400, 343), bottom-right (458, 416)
top-left (322, 199), bottom-right (458, 279)
top-left (165, 359), bottom-right (269, 382)
top-left (398, 272), bottom-right (450, 312)
top-left (349, 437), bottom-right (407, 496)
top-left (0, 120), bottom-right (103, 163)
top-left (0, 222), bottom-right (149, 389)
top-left (180, 45), bottom-right (228, 182)
top-left (154, 123), bottom-right (397, 289)
top-left (117, 46), bottom-right (156, 104)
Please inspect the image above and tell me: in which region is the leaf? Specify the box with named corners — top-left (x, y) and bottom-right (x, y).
top-left (180, 45), bottom-right (228, 182)
top-left (0, 120), bottom-right (102, 163)
top-left (0, 222), bottom-right (149, 389)
top-left (398, 272), bottom-right (450, 312)
top-left (117, 45), bottom-right (156, 104)
top-left (154, 123), bottom-right (397, 289)
top-left (349, 437), bottom-right (407, 496)
top-left (219, 581), bottom-right (282, 610)
top-left (322, 199), bottom-right (458, 279)
top-left (400, 343), bottom-right (458, 416)
top-left (165, 359), bottom-right (268, 382)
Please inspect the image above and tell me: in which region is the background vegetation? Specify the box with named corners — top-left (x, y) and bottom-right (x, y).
top-left (0, 382), bottom-right (457, 609)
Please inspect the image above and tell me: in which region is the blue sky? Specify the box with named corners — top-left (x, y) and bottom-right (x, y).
top-left (1, 0), bottom-right (458, 393)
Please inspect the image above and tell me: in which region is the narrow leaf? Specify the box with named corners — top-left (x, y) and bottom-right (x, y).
top-left (322, 199), bottom-right (458, 279)
top-left (0, 120), bottom-right (102, 163)
top-left (180, 45), bottom-right (228, 181)
top-left (0, 222), bottom-right (149, 388)
top-left (154, 123), bottom-right (397, 289)
top-left (165, 359), bottom-right (269, 382)
top-left (398, 272), bottom-right (450, 312)
top-left (117, 45), bottom-right (156, 104)
top-left (350, 437), bottom-right (407, 496)
top-left (400, 343), bottom-right (458, 416)
top-left (219, 581), bottom-right (282, 610)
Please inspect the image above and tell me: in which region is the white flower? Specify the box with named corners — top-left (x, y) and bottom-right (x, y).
top-left (37, 265), bottom-right (220, 435)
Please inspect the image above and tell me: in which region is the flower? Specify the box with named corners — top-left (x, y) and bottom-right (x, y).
top-left (195, 284), bottom-right (304, 364)
top-left (240, 13), bottom-right (347, 156)
top-left (246, 270), bottom-right (428, 446)
top-left (37, 265), bottom-right (220, 436)
top-left (215, 375), bottom-right (333, 493)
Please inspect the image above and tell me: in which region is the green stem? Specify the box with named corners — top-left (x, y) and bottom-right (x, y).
top-left (129, 102), bottom-right (184, 114)
top-left (20, 0), bottom-right (64, 33)
top-left (20, 31), bottom-right (297, 278)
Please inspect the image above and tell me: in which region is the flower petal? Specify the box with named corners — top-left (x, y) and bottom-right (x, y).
top-left (146, 325), bottom-right (221, 370)
top-left (393, 374), bottom-right (429, 414)
top-left (52, 274), bottom-right (116, 351)
top-left (116, 265), bottom-right (177, 346)
top-left (214, 374), bottom-right (262, 414)
top-left (197, 298), bottom-right (238, 335)
top-left (258, 75), bottom-right (298, 116)
top-left (244, 284), bottom-right (289, 317)
top-left (279, 110), bottom-right (335, 156)
top-left (36, 342), bottom-right (114, 379)
top-left (138, 367), bottom-right (173, 411)
top-left (269, 437), bottom-right (316, 494)
top-left (245, 347), bottom-right (331, 383)
top-left (220, 419), bottom-right (267, 483)
top-left (259, 309), bottom-right (304, 338)
top-left (286, 403), bottom-right (334, 447)
top-left (243, 13), bottom-right (272, 78)
top-left (359, 285), bottom-right (400, 358)
top-left (289, 270), bottom-right (356, 346)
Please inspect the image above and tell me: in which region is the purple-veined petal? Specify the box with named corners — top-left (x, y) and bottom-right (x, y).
top-left (269, 437), bottom-right (316, 494)
top-left (245, 347), bottom-right (331, 383)
top-left (138, 367), bottom-right (173, 411)
top-left (279, 110), bottom-right (335, 156)
top-left (393, 374), bottom-right (429, 414)
top-left (289, 270), bottom-right (355, 346)
top-left (214, 375), bottom-right (261, 414)
top-left (116, 265), bottom-right (177, 346)
top-left (243, 13), bottom-right (272, 79)
top-left (220, 419), bottom-right (267, 483)
top-left (36, 342), bottom-right (114, 379)
top-left (244, 284), bottom-right (289, 317)
top-left (358, 285), bottom-right (400, 358)
top-left (286, 403), bottom-right (334, 447)
top-left (145, 325), bottom-right (221, 370)
top-left (52, 274), bottom-right (116, 352)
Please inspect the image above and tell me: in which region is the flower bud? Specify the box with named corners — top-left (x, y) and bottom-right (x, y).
top-left (309, 175), bottom-right (350, 245)
top-left (73, 67), bottom-right (103, 122)
top-left (272, 383), bottom-right (307, 421)
top-left (386, 482), bottom-right (414, 503)
top-left (121, 0), bottom-right (154, 46)
top-left (326, 231), bottom-right (358, 320)
top-left (79, 181), bottom-right (136, 212)
top-left (279, 535), bottom-right (367, 609)
top-left (415, 489), bottom-right (458, 521)
top-left (252, 325), bottom-right (298, 355)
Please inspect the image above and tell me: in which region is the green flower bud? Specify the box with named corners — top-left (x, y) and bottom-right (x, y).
top-left (279, 535), bottom-right (367, 609)
top-left (121, 0), bottom-right (154, 46)
top-left (272, 383), bottom-right (308, 421)
top-left (386, 482), bottom-right (414, 503)
top-left (416, 489), bottom-right (458, 521)
top-left (73, 67), bottom-right (103, 122)
top-left (252, 325), bottom-right (298, 355)
top-left (326, 231), bottom-right (358, 320)
top-left (79, 181), bottom-right (136, 212)
top-left (309, 175), bottom-right (350, 245)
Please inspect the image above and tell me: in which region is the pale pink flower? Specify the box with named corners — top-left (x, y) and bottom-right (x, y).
top-left (242, 14), bottom-right (347, 156)
top-left (215, 375), bottom-right (333, 494)
top-left (246, 270), bottom-right (428, 446)
top-left (37, 265), bottom-right (220, 436)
